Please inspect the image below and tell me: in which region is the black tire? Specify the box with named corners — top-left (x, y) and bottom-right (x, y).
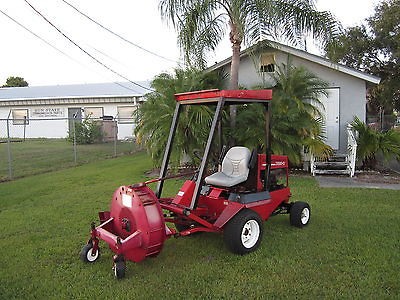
top-left (223, 209), bottom-right (264, 255)
top-left (290, 201), bottom-right (311, 228)
top-left (175, 223), bottom-right (190, 232)
top-left (114, 261), bottom-right (126, 279)
top-left (80, 243), bottom-right (100, 263)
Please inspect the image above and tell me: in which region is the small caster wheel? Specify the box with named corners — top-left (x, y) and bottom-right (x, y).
top-left (113, 261), bottom-right (126, 279)
top-left (80, 243), bottom-right (100, 263)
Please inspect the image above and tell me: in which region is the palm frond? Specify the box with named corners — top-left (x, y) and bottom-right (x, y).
top-left (135, 67), bottom-right (226, 166)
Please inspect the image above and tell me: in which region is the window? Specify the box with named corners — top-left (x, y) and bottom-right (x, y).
top-left (117, 106), bottom-right (136, 124)
top-left (260, 53), bottom-right (275, 73)
top-left (84, 107), bottom-right (103, 119)
top-left (12, 109), bottom-right (29, 125)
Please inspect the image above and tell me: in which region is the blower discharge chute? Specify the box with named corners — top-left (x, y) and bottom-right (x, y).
top-left (80, 89), bottom-right (311, 279)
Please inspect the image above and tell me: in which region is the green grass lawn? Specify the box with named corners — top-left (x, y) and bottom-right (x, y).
top-left (0, 139), bottom-right (138, 181)
top-left (0, 152), bottom-right (399, 299)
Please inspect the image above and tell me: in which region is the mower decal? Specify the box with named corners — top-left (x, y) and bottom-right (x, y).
top-left (122, 194), bottom-right (132, 208)
top-left (177, 191), bottom-right (184, 196)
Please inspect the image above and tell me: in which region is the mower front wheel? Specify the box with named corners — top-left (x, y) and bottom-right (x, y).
top-left (80, 243), bottom-right (100, 263)
top-left (223, 209), bottom-right (263, 255)
top-left (290, 201), bottom-right (311, 227)
top-left (113, 260), bottom-right (126, 279)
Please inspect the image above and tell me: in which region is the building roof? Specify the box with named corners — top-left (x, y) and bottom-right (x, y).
top-left (0, 81), bottom-right (151, 101)
top-left (207, 40), bottom-right (381, 84)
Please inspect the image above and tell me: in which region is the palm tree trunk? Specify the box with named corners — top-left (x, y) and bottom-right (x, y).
top-left (230, 43), bottom-right (240, 90)
top-left (229, 22), bottom-right (242, 144)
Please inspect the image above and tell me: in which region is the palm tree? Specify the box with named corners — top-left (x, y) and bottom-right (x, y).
top-left (135, 68), bottom-right (227, 166)
top-left (350, 117), bottom-right (400, 169)
top-left (159, 0), bottom-right (340, 91)
top-left (234, 61), bottom-right (332, 164)
top-left (159, 0), bottom-right (340, 135)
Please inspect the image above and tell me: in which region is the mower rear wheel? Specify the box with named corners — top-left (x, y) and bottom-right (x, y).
top-left (290, 201), bottom-right (311, 227)
top-left (80, 243), bottom-right (100, 263)
top-left (223, 209), bottom-right (263, 255)
top-left (113, 261), bottom-right (126, 279)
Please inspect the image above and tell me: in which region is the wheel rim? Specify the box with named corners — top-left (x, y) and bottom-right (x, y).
top-left (241, 220), bottom-right (260, 249)
top-left (86, 248), bottom-right (99, 262)
top-left (301, 207), bottom-right (310, 225)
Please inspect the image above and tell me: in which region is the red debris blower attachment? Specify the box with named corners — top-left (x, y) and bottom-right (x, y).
top-left (80, 89), bottom-right (311, 279)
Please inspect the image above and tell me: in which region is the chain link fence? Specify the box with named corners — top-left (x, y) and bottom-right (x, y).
top-left (0, 117), bottom-right (139, 181)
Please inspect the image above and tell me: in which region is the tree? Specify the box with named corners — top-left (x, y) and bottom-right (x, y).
top-left (135, 68), bottom-right (227, 166)
top-left (159, 0), bottom-right (340, 135)
top-left (350, 116), bottom-right (400, 169)
top-left (234, 61), bottom-right (332, 164)
top-left (325, 0), bottom-right (400, 123)
top-left (2, 76), bottom-right (28, 87)
top-left (159, 0), bottom-right (339, 89)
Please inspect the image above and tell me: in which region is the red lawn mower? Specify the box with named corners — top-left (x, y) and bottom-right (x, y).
top-left (80, 89), bottom-right (311, 279)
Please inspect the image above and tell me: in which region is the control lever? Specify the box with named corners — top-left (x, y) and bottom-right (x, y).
top-left (218, 145), bottom-right (227, 171)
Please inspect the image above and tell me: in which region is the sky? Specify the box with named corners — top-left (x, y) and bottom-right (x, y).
top-left (0, 0), bottom-right (383, 87)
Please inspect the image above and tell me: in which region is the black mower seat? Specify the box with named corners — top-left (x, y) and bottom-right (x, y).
top-left (205, 146), bottom-right (251, 187)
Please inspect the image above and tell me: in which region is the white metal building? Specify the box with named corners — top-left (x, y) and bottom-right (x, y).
top-left (207, 40), bottom-right (381, 153)
top-left (0, 81), bottom-right (150, 140)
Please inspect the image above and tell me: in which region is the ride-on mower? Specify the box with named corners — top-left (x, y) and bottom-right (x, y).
top-left (80, 89), bottom-right (311, 279)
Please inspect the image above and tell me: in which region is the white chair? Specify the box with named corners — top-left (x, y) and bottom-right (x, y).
top-left (205, 146), bottom-right (251, 187)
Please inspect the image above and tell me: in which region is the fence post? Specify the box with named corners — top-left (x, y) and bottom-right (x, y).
top-left (6, 117), bottom-right (13, 180)
top-left (73, 116), bottom-right (77, 164)
top-left (23, 116), bottom-right (27, 141)
top-left (113, 119), bottom-right (117, 157)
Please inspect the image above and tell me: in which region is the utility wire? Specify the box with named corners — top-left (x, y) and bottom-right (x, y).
top-left (0, 9), bottom-right (77, 64)
top-left (0, 9), bottom-right (142, 94)
top-left (0, 9), bottom-right (143, 94)
top-left (60, 0), bottom-right (178, 64)
top-left (23, 0), bottom-right (154, 92)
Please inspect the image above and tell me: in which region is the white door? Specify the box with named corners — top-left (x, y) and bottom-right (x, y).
top-left (318, 88), bottom-right (340, 150)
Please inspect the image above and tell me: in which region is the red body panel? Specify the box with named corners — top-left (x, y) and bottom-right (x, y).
top-left (257, 154), bottom-right (289, 190)
top-left (247, 188), bottom-right (291, 220)
top-left (172, 180), bottom-right (196, 207)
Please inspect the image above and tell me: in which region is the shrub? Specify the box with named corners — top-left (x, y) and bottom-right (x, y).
top-left (351, 116), bottom-right (400, 169)
top-left (68, 116), bottom-right (103, 144)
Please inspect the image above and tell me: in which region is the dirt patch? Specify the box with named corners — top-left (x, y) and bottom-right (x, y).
top-left (354, 170), bottom-right (400, 184)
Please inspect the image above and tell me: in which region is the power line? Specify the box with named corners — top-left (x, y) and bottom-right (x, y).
top-left (60, 0), bottom-right (179, 64)
top-left (0, 9), bottom-right (77, 64)
top-left (0, 8), bottom-right (143, 94)
top-left (23, 0), bottom-right (154, 92)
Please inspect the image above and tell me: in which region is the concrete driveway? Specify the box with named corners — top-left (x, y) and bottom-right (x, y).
top-left (316, 175), bottom-right (400, 190)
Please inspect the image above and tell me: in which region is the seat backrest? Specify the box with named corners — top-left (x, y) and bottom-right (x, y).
top-left (221, 146), bottom-right (251, 178)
